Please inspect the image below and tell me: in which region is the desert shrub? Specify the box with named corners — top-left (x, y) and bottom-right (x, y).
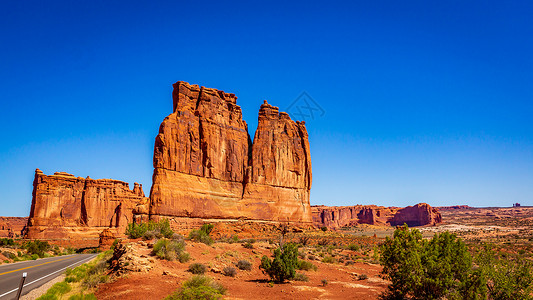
top-left (297, 260), bottom-right (317, 271)
top-left (31, 254), bottom-right (39, 260)
top-left (380, 225), bottom-right (485, 300)
top-left (236, 259), bottom-right (252, 271)
top-left (321, 279), bottom-right (328, 286)
top-left (298, 235), bottom-right (311, 246)
top-left (358, 274), bottom-right (368, 280)
top-left (125, 219), bottom-right (174, 239)
top-left (321, 255), bottom-right (336, 264)
top-left (475, 244), bottom-right (533, 300)
top-left (223, 266), bottom-right (237, 277)
top-left (345, 260), bottom-right (355, 266)
top-left (2, 251), bottom-right (15, 260)
top-left (260, 243), bottom-right (299, 283)
top-left (347, 244), bottom-right (359, 251)
top-left (165, 275), bottom-right (226, 300)
top-left (317, 239), bottom-right (329, 246)
top-left (153, 238), bottom-right (189, 262)
top-left (242, 242), bottom-right (253, 249)
top-left (188, 263), bottom-right (207, 274)
top-left (188, 224), bottom-right (214, 246)
top-left (320, 226), bottom-right (328, 232)
top-left (293, 272), bottom-right (309, 282)
top-left (0, 238), bottom-right (15, 247)
top-left (24, 240), bottom-right (50, 257)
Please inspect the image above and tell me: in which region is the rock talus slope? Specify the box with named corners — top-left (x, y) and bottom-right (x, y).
top-left (25, 169), bottom-right (146, 246)
top-left (149, 82), bottom-right (312, 223)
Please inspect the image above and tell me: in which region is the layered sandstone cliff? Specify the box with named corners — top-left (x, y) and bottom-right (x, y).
top-left (149, 81), bottom-right (312, 223)
top-left (0, 217), bottom-right (27, 238)
top-left (25, 169), bottom-right (146, 246)
top-left (312, 203), bottom-right (441, 229)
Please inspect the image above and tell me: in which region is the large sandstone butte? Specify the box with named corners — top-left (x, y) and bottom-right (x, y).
top-left (312, 203), bottom-right (442, 230)
top-left (149, 81), bottom-right (312, 223)
top-left (25, 169), bottom-right (146, 247)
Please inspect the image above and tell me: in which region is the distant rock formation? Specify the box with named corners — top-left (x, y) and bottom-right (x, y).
top-left (390, 203), bottom-right (442, 227)
top-left (436, 205), bottom-right (472, 211)
top-left (149, 81), bottom-right (312, 223)
top-left (0, 217), bottom-right (28, 238)
top-left (312, 203), bottom-right (442, 229)
top-left (25, 169), bottom-right (146, 247)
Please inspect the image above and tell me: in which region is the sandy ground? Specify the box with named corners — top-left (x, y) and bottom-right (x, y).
top-left (96, 240), bottom-right (388, 300)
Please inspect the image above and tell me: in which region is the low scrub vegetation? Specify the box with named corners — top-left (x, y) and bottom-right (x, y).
top-left (188, 263), bottom-right (207, 275)
top-left (236, 259), bottom-right (252, 271)
top-left (223, 266), bottom-right (237, 277)
top-left (153, 238), bottom-right (190, 262)
top-left (38, 251), bottom-right (110, 300)
top-left (297, 260), bottom-right (317, 271)
top-left (380, 224), bottom-right (533, 300)
top-left (165, 275), bottom-right (226, 300)
top-left (260, 243), bottom-right (299, 283)
top-left (188, 224), bottom-right (214, 246)
top-left (125, 219), bottom-right (174, 240)
top-left (24, 240), bottom-right (51, 258)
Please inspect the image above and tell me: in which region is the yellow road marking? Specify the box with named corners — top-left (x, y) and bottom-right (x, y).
top-left (0, 256), bottom-right (72, 276)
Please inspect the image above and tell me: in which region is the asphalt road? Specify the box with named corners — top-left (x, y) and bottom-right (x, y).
top-left (0, 254), bottom-right (97, 300)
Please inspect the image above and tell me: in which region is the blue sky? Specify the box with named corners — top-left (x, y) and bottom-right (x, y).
top-left (1, 1), bottom-right (532, 217)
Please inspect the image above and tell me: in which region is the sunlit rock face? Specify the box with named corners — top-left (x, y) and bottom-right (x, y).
top-left (312, 203), bottom-right (442, 229)
top-left (25, 169), bottom-right (146, 247)
top-left (149, 81), bottom-right (312, 223)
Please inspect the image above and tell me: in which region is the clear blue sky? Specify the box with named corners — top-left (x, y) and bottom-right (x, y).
top-left (1, 1), bottom-right (532, 217)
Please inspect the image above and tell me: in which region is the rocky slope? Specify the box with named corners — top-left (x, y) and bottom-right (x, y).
top-left (312, 203), bottom-right (442, 229)
top-left (149, 81), bottom-right (312, 223)
top-left (25, 169), bottom-right (146, 247)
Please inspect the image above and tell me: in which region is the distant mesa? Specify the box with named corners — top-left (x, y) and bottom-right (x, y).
top-left (0, 217), bottom-right (27, 238)
top-left (312, 203), bottom-right (442, 230)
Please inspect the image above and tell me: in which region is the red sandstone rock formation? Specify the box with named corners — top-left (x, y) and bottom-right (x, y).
top-left (312, 203), bottom-right (442, 229)
top-left (436, 205), bottom-right (472, 211)
top-left (0, 217), bottom-right (28, 238)
top-left (149, 82), bottom-right (312, 223)
top-left (390, 203), bottom-right (442, 226)
top-left (25, 169), bottom-right (146, 247)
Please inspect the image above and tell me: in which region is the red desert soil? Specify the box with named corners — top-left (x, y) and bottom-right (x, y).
top-left (96, 240), bottom-right (387, 300)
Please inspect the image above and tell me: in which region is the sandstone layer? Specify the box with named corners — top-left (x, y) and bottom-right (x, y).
top-left (312, 203), bottom-right (442, 229)
top-left (25, 169), bottom-right (146, 247)
top-left (0, 217), bottom-right (28, 238)
top-left (149, 81), bottom-right (312, 223)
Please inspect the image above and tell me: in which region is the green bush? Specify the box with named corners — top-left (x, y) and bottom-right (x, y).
top-left (188, 263), bottom-right (207, 274)
top-left (0, 238), bottom-right (15, 246)
top-left (125, 219), bottom-right (174, 239)
top-left (236, 259), bottom-right (252, 271)
top-left (188, 224), bottom-right (214, 246)
top-left (2, 251), bottom-right (16, 260)
top-left (153, 238), bottom-right (189, 262)
top-left (242, 242), bottom-right (253, 249)
top-left (379, 225), bottom-right (485, 300)
top-left (24, 240), bottom-right (51, 257)
top-left (259, 243), bottom-right (299, 283)
top-left (297, 260), bottom-right (317, 271)
top-left (165, 275), bottom-right (226, 300)
top-left (475, 244), bottom-right (533, 300)
top-left (293, 272), bottom-right (309, 282)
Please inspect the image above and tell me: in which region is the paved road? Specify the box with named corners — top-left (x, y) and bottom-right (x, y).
top-left (0, 254), bottom-right (97, 300)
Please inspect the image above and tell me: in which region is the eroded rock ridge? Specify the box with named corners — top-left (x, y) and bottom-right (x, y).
top-left (312, 203), bottom-right (442, 229)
